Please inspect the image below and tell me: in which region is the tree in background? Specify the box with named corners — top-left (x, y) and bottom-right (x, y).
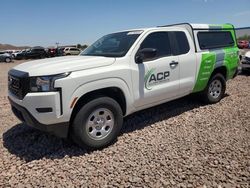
top-left (237, 34), bottom-right (250, 41)
top-left (76, 44), bottom-right (88, 50)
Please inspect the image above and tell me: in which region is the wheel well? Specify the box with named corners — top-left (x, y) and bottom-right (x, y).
top-left (211, 66), bottom-right (227, 79)
top-left (70, 87), bottom-right (127, 124)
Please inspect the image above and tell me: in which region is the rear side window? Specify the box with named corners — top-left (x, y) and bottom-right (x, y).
top-left (140, 32), bottom-right (171, 60)
top-left (170, 31), bottom-right (190, 55)
top-left (197, 31), bottom-right (234, 50)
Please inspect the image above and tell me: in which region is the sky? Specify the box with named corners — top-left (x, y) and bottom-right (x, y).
top-left (1, 0), bottom-right (250, 47)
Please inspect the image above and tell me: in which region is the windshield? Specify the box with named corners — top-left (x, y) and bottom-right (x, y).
top-left (81, 31), bottom-right (142, 57)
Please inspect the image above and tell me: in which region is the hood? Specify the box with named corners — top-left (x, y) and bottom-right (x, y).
top-left (13, 56), bottom-right (115, 76)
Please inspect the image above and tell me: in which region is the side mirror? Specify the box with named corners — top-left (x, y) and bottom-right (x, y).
top-left (135, 48), bottom-right (157, 64)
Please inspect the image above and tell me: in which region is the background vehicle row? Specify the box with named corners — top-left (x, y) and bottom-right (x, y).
top-left (2, 46), bottom-right (82, 60)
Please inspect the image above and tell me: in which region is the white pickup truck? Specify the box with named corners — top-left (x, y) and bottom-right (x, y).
top-left (8, 23), bottom-right (239, 149)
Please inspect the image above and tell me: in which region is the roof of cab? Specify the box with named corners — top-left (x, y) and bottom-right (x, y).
top-left (159, 23), bottom-right (235, 30)
top-left (115, 23), bottom-right (235, 35)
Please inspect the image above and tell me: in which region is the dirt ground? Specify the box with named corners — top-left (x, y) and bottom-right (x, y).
top-left (0, 59), bottom-right (249, 187)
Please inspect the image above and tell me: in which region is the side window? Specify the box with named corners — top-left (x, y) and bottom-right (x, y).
top-left (197, 31), bottom-right (234, 50)
top-left (140, 32), bottom-right (171, 60)
top-left (172, 31), bottom-right (190, 55)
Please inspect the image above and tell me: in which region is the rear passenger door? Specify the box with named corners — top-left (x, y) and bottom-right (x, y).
top-left (169, 31), bottom-right (197, 95)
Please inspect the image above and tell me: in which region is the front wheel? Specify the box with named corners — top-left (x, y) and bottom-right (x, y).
top-left (5, 57), bottom-right (11, 63)
top-left (202, 73), bottom-right (226, 104)
top-left (71, 97), bottom-right (123, 149)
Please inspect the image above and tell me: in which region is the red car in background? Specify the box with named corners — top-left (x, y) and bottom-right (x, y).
top-left (47, 48), bottom-right (56, 57)
top-left (237, 40), bottom-right (249, 49)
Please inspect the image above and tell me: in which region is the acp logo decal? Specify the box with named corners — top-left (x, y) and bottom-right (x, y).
top-left (144, 68), bottom-right (170, 90)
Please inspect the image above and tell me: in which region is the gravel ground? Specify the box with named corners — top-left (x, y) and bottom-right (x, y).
top-left (0, 60), bottom-right (249, 187)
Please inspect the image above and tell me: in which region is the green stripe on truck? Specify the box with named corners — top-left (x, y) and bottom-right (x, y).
top-left (193, 52), bottom-right (216, 92)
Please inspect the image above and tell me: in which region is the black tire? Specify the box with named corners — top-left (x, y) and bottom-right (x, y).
top-left (71, 97), bottom-right (123, 149)
top-left (201, 73), bottom-right (226, 104)
top-left (5, 57), bottom-right (11, 63)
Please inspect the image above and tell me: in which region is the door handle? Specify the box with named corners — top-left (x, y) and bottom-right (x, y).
top-left (170, 61), bottom-right (179, 68)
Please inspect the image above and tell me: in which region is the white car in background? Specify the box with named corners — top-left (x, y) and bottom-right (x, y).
top-left (11, 50), bottom-right (21, 58)
top-left (63, 47), bottom-right (81, 55)
top-left (241, 51), bottom-right (250, 73)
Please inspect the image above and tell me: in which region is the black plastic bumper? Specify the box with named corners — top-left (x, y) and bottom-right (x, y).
top-left (9, 97), bottom-right (69, 138)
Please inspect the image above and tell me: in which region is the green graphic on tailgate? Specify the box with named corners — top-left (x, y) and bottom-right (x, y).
top-left (193, 53), bottom-right (216, 92)
top-left (222, 24), bottom-right (239, 79)
top-left (223, 47), bottom-right (239, 79)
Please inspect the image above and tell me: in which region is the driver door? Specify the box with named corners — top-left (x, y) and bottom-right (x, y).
top-left (131, 31), bottom-right (180, 107)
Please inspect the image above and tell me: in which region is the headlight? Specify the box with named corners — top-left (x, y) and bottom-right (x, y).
top-left (30, 73), bottom-right (70, 92)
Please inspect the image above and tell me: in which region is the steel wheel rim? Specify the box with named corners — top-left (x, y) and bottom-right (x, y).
top-left (86, 108), bottom-right (114, 140)
top-left (209, 79), bottom-right (222, 99)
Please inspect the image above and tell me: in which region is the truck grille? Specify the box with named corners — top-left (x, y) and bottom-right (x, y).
top-left (8, 70), bottom-right (29, 100)
top-left (8, 75), bottom-right (21, 97)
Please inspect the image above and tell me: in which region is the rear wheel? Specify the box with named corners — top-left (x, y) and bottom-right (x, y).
top-left (202, 73), bottom-right (226, 104)
top-left (71, 97), bottom-right (123, 149)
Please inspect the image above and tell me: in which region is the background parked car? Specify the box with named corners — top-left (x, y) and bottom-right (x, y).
top-left (15, 49), bottom-right (29, 60)
top-left (11, 50), bottom-right (21, 58)
top-left (241, 51), bottom-right (250, 73)
top-left (56, 47), bottom-right (65, 56)
top-left (0, 52), bottom-right (12, 63)
top-left (25, 46), bottom-right (47, 59)
top-left (3, 50), bottom-right (14, 55)
top-left (46, 48), bottom-right (56, 57)
top-left (63, 47), bottom-right (81, 55)
top-left (237, 40), bottom-right (249, 49)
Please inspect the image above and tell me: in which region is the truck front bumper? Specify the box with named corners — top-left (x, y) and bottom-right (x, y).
top-left (9, 97), bottom-right (69, 138)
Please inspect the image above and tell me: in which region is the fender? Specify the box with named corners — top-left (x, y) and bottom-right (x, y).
top-left (222, 59), bottom-right (238, 80)
top-left (68, 77), bottom-right (135, 116)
